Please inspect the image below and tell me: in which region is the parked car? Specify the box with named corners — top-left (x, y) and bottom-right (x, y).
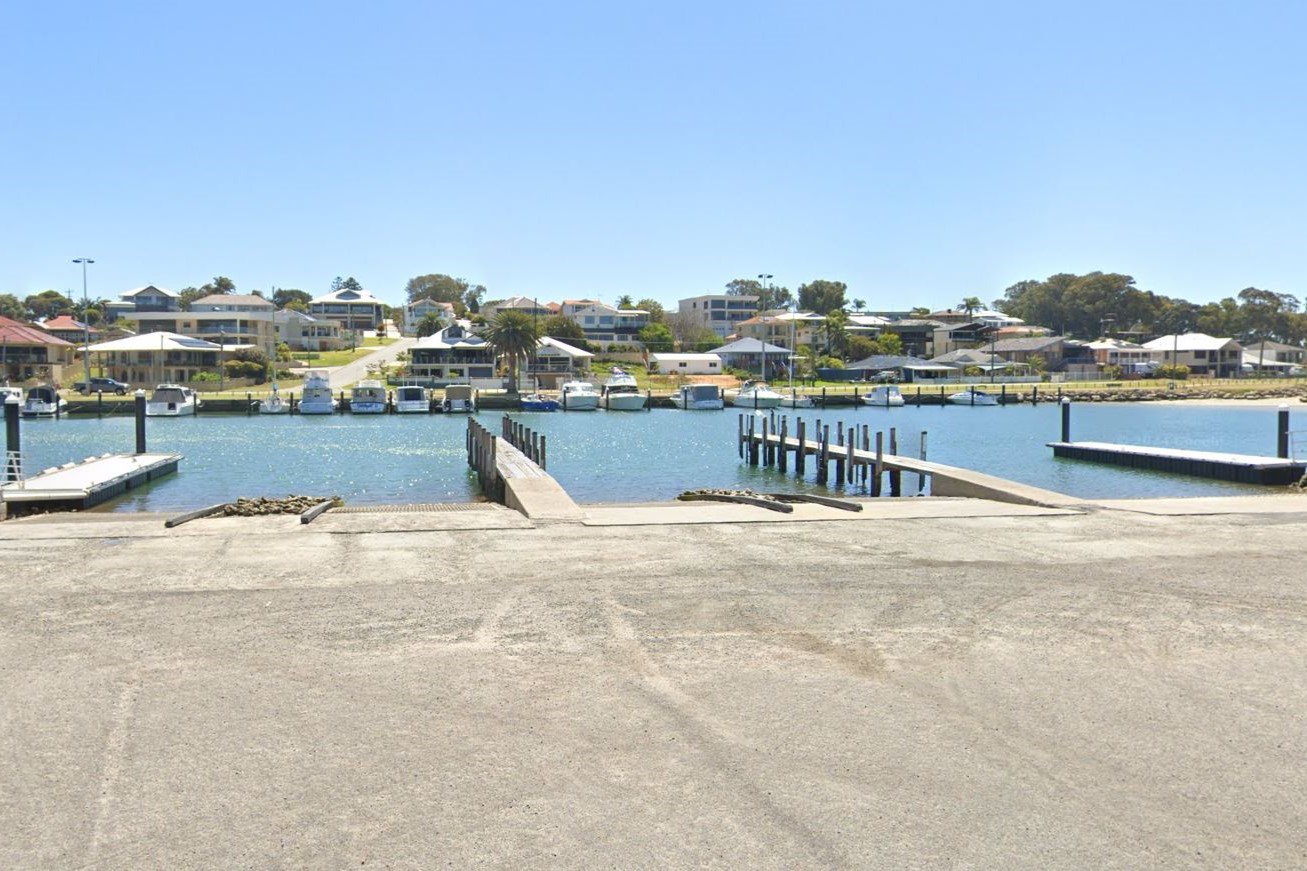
top-left (73, 377), bottom-right (130, 395)
top-left (871, 370), bottom-right (900, 383)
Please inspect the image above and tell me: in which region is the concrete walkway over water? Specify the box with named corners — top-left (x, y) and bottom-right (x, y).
top-left (3, 495), bottom-right (1307, 868)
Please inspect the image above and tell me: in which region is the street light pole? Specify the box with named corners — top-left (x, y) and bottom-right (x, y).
top-left (757, 274), bottom-right (773, 377)
top-left (72, 258), bottom-right (94, 387)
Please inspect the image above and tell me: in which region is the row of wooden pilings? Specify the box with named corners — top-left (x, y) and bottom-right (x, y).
top-left (466, 417), bottom-right (502, 503)
top-left (738, 411), bottom-right (928, 497)
top-left (501, 415), bottom-right (547, 469)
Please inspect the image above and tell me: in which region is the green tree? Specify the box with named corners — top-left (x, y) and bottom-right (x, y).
top-left (797, 280), bottom-right (847, 316)
top-left (0, 293), bottom-right (27, 320)
top-left (416, 313), bottom-right (444, 338)
top-left (484, 310), bottom-right (539, 393)
top-left (542, 315), bottom-right (586, 341)
top-left (821, 309), bottom-right (850, 357)
top-left (727, 277), bottom-right (792, 312)
top-left (24, 290), bottom-right (73, 320)
top-left (331, 276), bottom-right (363, 292)
top-left (616, 294), bottom-right (634, 309)
top-left (851, 299), bottom-right (866, 312)
top-left (875, 331), bottom-right (904, 356)
top-left (909, 306), bottom-right (931, 318)
top-left (272, 288), bottom-right (312, 309)
top-left (638, 322), bottom-right (674, 352)
top-left (960, 296), bottom-right (982, 317)
top-left (847, 334), bottom-right (877, 360)
top-left (177, 286), bottom-right (204, 309)
top-left (636, 299), bottom-right (667, 324)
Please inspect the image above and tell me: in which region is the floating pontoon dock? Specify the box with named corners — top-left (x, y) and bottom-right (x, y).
top-left (1048, 441), bottom-right (1304, 485)
top-left (1, 452), bottom-right (182, 514)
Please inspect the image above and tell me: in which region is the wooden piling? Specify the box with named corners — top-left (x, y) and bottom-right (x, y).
top-left (872, 431), bottom-right (883, 497)
top-left (834, 424), bottom-right (846, 486)
top-left (918, 432), bottom-right (928, 494)
top-left (889, 427), bottom-right (901, 496)
top-left (779, 416), bottom-right (789, 473)
top-left (796, 419), bottom-right (806, 475)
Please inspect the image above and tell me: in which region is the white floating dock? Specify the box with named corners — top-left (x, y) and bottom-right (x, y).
top-left (1, 452), bottom-right (183, 513)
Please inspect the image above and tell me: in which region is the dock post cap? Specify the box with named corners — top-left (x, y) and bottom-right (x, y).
top-left (1279, 402), bottom-right (1289, 409)
top-left (1061, 397), bottom-right (1071, 404)
top-left (3, 394), bottom-right (17, 404)
top-left (134, 389), bottom-right (146, 397)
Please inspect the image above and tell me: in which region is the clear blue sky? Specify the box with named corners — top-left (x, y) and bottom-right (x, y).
top-left (4, 0), bottom-right (1304, 312)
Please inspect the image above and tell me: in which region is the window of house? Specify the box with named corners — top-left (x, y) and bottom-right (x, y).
top-left (679, 362), bottom-right (687, 368)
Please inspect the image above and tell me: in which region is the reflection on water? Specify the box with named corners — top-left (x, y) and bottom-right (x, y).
top-left (11, 402), bottom-right (1299, 511)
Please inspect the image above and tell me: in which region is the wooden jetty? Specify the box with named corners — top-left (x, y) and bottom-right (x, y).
top-left (0, 452), bottom-right (182, 514)
top-left (1048, 441), bottom-right (1305, 485)
top-left (736, 413), bottom-right (1080, 507)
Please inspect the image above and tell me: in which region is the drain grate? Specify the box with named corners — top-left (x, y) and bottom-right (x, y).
top-left (331, 502), bottom-right (498, 514)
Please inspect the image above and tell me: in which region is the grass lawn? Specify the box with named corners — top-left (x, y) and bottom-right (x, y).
top-left (292, 347), bottom-right (380, 367)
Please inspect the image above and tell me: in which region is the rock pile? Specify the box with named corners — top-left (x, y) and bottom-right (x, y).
top-left (222, 495), bottom-right (341, 516)
top-left (678, 488), bottom-right (781, 503)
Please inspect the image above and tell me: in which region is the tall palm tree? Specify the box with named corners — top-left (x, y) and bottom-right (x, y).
top-left (484, 310), bottom-right (539, 393)
top-left (616, 294), bottom-right (634, 309)
top-left (960, 296), bottom-right (982, 317)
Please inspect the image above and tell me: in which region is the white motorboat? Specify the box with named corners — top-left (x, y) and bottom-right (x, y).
top-left (146, 384), bottom-right (200, 417)
top-left (777, 390), bottom-right (815, 408)
top-left (600, 368), bottom-right (647, 411)
top-left (298, 369), bottom-right (336, 414)
top-left (2, 385), bottom-right (25, 406)
top-left (21, 385), bottom-right (67, 418)
top-left (350, 379), bottom-right (387, 414)
top-left (947, 388), bottom-right (999, 406)
top-left (864, 385), bottom-right (906, 407)
top-left (559, 380), bottom-right (600, 411)
top-left (394, 385), bottom-right (430, 413)
top-left (729, 380), bottom-right (784, 409)
top-left (442, 384), bottom-right (476, 413)
top-left (673, 383), bottom-right (724, 410)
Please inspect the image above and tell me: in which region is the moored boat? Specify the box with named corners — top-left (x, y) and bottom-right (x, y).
top-left (777, 390), bottom-right (815, 408)
top-left (728, 380), bottom-right (784, 409)
top-left (349, 379), bottom-right (387, 414)
top-left (395, 385), bottom-right (430, 413)
top-left (519, 392), bottom-right (560, 412)
top-left (441, 384), bottom-right (476, 413)
top-left (21, 385), bottom-right (67, 418)
top-left (298, 369), bottom-right (336, 414)
top-left (672, 383), bottom-right (724, 410)
top-left (258, 391), bottom-right (290, 414)
top-left (600, 368), bottom-right (647, 411)
top-left (947, 388), bottom-right (999, 406)
top-left (864, 385), bottom-right (906, 407)
top-left (559, 380), bottom-right (600, 411)
top-left (145, 384), bottom-right (200, 417)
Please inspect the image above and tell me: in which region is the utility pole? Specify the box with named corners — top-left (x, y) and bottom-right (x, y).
top-left (73, 258), bottom-right (94, 387)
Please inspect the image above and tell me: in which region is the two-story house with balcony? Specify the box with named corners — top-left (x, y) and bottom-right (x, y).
top-left (1143, 333), bottom-right (1243, 377)
top-left (1, 315), bottom-right (76, 382)
top-left (103, 285), bottom-right (180, 323)
top-left (275, 310), bottom-right (345, 352)
top-left (132, 294), bottom-right (277, 353)
top-left (566, 303), bottom-right (649, 348)
top-left (403, 298), bottom-right (457, 335)
top-left (678, 295), bottom-right (759, 338)
top-left (408, 324), bottom-right (497, 385)
top-left (481, 296), bottom-right (552, 321)
top-left (308, 287), bottom-right (386, 332)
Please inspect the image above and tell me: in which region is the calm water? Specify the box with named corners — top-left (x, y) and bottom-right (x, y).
top-left (10, 402), bottom-right (1303, 511)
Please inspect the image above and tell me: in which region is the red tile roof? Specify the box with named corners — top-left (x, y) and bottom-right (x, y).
top-left (0, 315), bottom-right (75, 345)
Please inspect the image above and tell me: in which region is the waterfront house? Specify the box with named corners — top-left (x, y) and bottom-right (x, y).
top-left (103, 285), bottom-right (180, 323)
top-left (1241, 339), bottom-right (1304, 375)
top-left (566, 303), bottom-right (650, 348)
top-left (839, 354), bottom-right (953, 382)
top-left (408, 324), bottom-right (497, 386)
top-left (308, 287), bottom-right (386, 332)
top-left (678, 295), bottom-right (759, 338)
top-left (527, 337), bottom-right (595, 389)
top-left (708, 338), bottom-right (792, 378)
top-left (1084, 338), bottom-right (1153, 376)
top-left (481, 296), bottom-right (552, 321)
top-left (1, 315), bottom-right (76, 383)
top-left (403, 298), bottom-right (456, 335)
top-left (1142, 333), bottom-right (1243, 377)
top-left (990, 335), bottom-right (1067, 370)
top-left (133, 294), bottom-right (277, 353)
top-left (275, 310), bottom-right (345, 352)
top-left (735, 312), bottom-right (822, 348)
top-left (40, 315), bottom-right (101, 346)
top-left (878, 319), bottom-right (945, 358)
top-left (86, 331), bottom-right (222, 385)
top-left (650, 353), bottom-right (723, 376)
top-left (931, 321), bottom-right (993, 356)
